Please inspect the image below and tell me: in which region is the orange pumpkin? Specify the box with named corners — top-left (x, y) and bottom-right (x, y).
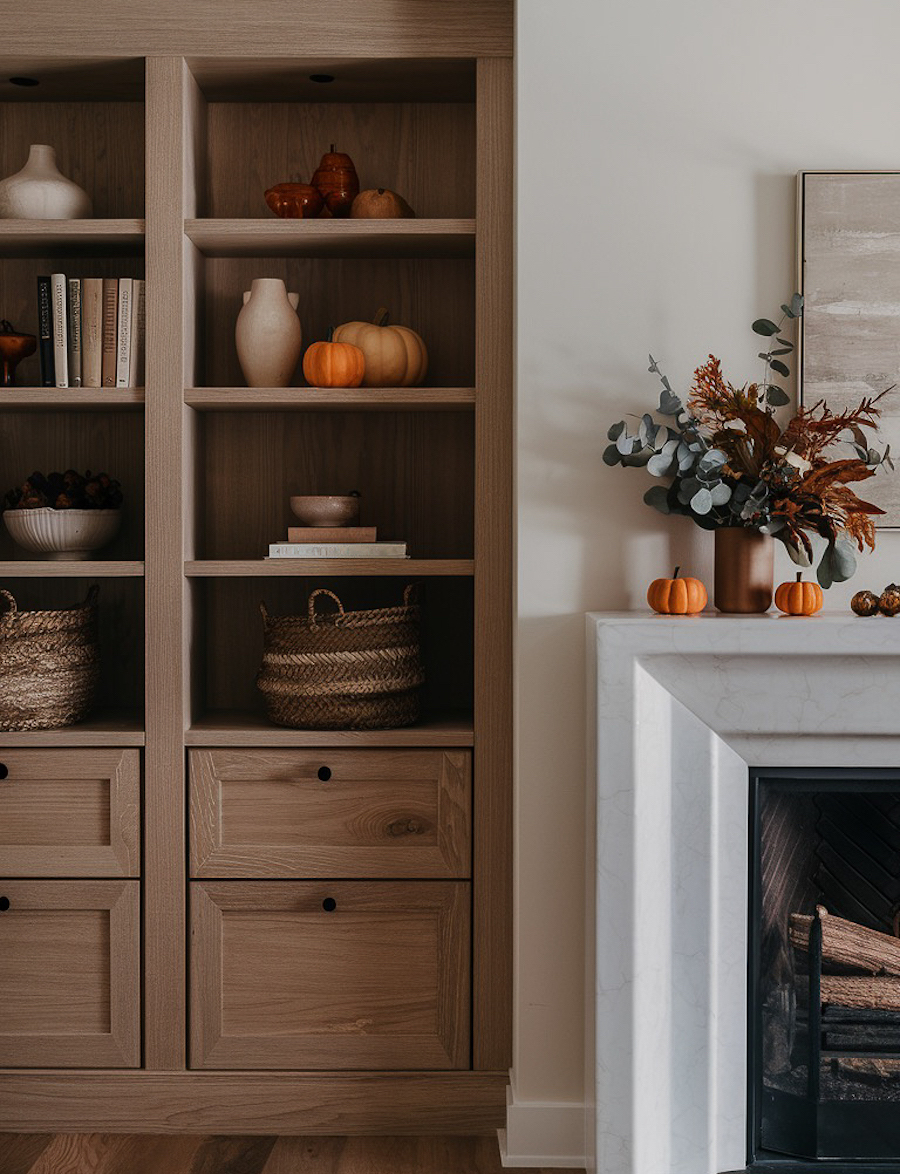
top-left (647, 567), bottom-right (707, 615)
top-left (774, 571), bottom-right (823, 616)
top-left (302, 329), bottom-right (365, 388)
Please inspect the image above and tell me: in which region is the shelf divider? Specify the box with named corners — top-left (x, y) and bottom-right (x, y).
top-left (186, 710), bottom-right (473, 748)
top-left (0, 710), bottom-right (145, 747)
top-left (0, 560), bottom-right (145, 577)
top-left (0, 388), bottom-right (144, 410)
top-left (185, 218), bottom-right (475, 259)
top-left (184, 559), bottom-right (474, 577)
top-left (185, 387), bottom-right (475, 412)
top-left (0, 219), bottom-right (145, 256)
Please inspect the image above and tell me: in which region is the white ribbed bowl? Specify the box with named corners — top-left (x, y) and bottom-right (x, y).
top-left (3, 508), bottom-right (122, 560)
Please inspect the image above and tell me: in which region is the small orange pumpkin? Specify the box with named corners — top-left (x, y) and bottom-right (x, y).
top-left (774, 571), bottom-right (823, 616)
top-left (302, 329), bottom-right (365, 388)
top-left (647, 566), bottom-right (707, 615)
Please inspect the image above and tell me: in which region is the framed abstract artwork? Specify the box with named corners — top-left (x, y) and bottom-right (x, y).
top-left (800, 171), bottom-right (900, 526)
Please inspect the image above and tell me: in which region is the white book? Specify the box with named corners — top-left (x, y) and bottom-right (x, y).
top-left (67, 277), bottom-right (82, 387)
top-left (81, 278), bottom-right (103, 388)
top-left (129, 279), bottom-right (145, 389)
top-left (267, 542), bottom-right (408, 559)
top-left (115, 277), bottom-right (133, 388)
top-left (50, 272), bottom-right (68, 388)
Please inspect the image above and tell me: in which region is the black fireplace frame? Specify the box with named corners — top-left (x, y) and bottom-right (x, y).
top-left (746, 767), bottom-right (900, 1173)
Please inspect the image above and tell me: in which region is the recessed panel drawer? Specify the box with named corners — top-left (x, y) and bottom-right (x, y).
top-left (0, 879), bottom-right (140, 1067)
top-left (190, 879), bottom-right (470, 1070)
top-left (189, 748), bottom-right (470, 878)
top-left (0, 749), bottom-right (140, 877)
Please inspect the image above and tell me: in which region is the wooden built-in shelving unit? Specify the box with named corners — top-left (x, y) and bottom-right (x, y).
top-left (0, 6), bottom-right (512, 1136)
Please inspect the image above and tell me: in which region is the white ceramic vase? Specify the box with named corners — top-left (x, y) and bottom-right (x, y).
top-left (0, 144), bottom-right (92, 219)
top-left (235, 278), bottom-right (303, 388)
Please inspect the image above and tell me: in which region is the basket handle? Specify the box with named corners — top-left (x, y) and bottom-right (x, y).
top-left (0, 589), bottom-right (16, 617)
top-left (84, 585), bottom-right (99, 607)
top-left (308, 588), bottom-right (345, 624)
top-left (403, 583), bottom-right (419, 606)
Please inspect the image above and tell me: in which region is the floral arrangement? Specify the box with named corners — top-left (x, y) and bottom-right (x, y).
top-left (604, 296), bottom-right (893, 586)
top-left (4, 469), bottom-right (123, 511)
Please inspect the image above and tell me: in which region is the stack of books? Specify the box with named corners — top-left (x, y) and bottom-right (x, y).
top-left (37, 274), bottom-right (145, 389)
top-left (267, 525), bottom-right (408, 559)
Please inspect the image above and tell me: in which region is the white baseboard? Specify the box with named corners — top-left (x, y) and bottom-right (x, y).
top-left (498, 1079), bottom-right (586, 1168)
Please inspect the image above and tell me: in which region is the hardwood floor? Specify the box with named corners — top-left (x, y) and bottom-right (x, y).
top-left (0, 1135), bottom-right (584, 1174)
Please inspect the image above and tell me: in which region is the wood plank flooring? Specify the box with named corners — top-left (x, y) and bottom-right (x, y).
top-left (0, 1135), bottom-right (584, 1174)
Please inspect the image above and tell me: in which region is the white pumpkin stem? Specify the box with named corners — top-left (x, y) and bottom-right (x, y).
top-left (326, 326), bottom-right (334, 342)
top-left (373, 307), bottom-right (390, 327)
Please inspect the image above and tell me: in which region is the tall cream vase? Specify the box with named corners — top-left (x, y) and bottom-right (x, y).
top-left (0, 144), bottom-right (92, 219)
top-left (235, 278), bottom-right (303, 388)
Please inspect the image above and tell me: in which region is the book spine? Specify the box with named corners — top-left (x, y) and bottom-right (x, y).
top-left (129, 278), bottom-right (145, 389)
top-left (67, 277), bottom-right (82, 387)
top-left (36, 276), bottom-right (54, 387)
top-left (101, 278), bottom-right (118, 388)
top-left (50, 272), bottom-right (68, 388)
top-left (286, 526), bottom-right (377, 543)
top-left (268, 543), bottom-right (408, 558)
top-left (81, 278), bottom-right (103, 388)
top-left (115, 277), bottom-right (133, 388)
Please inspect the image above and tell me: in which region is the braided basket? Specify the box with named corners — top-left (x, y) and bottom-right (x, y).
top-left (257, 585), bottom-right (424, 730)
top-left (0, 586), bottom-right (100, 731)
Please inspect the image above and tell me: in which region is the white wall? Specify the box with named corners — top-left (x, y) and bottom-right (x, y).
top-left (514, 0), bottom-right (900, 1161)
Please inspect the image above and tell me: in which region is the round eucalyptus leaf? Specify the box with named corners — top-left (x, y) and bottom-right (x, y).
top-left (607, 420), bottom-right (626, 442)
top-left (643, 485), bottom-right (671, 514)
top-left (690, 486), bottom-right (713, 515)
top-left (647, 451), bottom-right (676, 477)
top-left (752, 318), bottom-right (780, 336)
top-left (602, 444), bottom-right (622, 466)
top-left (769, 359), bottom-right (790, 378)
top-left (709, 481), bottom-right (732, 506)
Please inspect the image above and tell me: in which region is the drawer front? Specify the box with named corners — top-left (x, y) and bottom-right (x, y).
top-left (0, 749), bottom-right (139, 877)
top-left (189, 748), bottom-right (470, 879)
top-left (0, 880), bottom-right (140, 1067)
top-left (190, 880), bottom-right (470, 1070)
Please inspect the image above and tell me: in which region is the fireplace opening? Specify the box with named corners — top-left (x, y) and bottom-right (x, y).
top-left (750, 769), bottom-right (900, 1168)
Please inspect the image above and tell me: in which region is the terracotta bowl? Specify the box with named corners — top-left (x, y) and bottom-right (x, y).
top-left (265, 183), bottom-right (324, 219)
top-left (3, 507), bottom-right (122, 560)
top-left (289, 496), bottom-right (360, 527)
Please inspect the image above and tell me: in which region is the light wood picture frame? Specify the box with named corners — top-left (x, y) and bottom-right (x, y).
top-left (800, 171), bottom-right (900, 527)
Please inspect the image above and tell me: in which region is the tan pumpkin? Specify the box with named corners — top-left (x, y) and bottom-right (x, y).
top-left (332, 307), bottom-right (428, 387)
top-left (647, 567), bottom-right (707, 615)
top-left (302, 329), bottom-right (365, 388)
top-left (774, 572), bottom-right (823, 616)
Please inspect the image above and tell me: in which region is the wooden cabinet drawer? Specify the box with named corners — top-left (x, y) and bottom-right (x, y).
top-left (0, 880), bottom-right (140, 1067)
top-left (189, 748), bottom-right (470, 878)
top-left (190, 880), bottom-right (470, 1070)
top-left (0, 749), bottom-right (139, 877)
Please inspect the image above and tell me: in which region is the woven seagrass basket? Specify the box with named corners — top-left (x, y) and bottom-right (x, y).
top-left (0, 585), bottom-right (100, 732)
top-left (257, 585), bottom-right (424, 730)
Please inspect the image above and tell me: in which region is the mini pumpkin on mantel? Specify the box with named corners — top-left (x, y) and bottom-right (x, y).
top-left (647, 567), bottom-right (707, 615)
top-left (333, 307), bottom-right (428, 387)
top-left (774, 572), bottom-right (823, 616)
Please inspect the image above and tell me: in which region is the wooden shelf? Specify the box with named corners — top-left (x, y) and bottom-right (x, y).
top-left (0, 387), bottom-right (144, 410)
top-left (186, 710), bottom-right (473, 747)
top-left (0, 710), bottom-right (145, 747)
top-left (184, 218), bottom-right (475, 259)
top-left (0, 219), bottom-right (145, 256)
top-left (184, 559), bottom-right (474, 577)
top-left (185, 387), bottom-right (475, 411)
top-left (0, 561), bottom-right (144, 577)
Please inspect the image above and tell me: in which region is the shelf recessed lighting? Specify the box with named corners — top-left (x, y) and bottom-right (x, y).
top-left (308, 74), bottom-right (335, 84)
top-left (9, 76), bottom-right (39, 87)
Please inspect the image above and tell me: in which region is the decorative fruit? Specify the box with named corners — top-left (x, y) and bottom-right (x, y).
top-left (301, 329), bottom-right (365, 388)
top-left (311, 145), bottom-right (359, 218)
top-left (879, 584), bottom-right (900, 616)
top-left (851, 590), bottom-right (880, 616)
top-left (350, 188), bottom-right (415, 219)
top-left (774, 572), bottom-right (824, 616)
top-left (0, 319), bottom-right (36, 386)
top-left (332, 307), bottom-right (428, 387)
top-left (264, 182), bottom-right (324, 219)
top-left (646, 566), bottom-right (707, 615)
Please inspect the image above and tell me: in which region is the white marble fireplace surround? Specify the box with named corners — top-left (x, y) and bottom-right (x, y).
top-left (586, 613), bottom-right (900, 1174)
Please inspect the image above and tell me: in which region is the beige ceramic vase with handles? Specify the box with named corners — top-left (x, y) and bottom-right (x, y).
top-left (0, 144), bottom-right (92, 219)
top-left (235, 278), bottom-right (302, 387)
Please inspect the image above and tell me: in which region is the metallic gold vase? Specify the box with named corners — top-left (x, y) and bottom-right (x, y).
top-left (714, 527), bottom-right (774, 613)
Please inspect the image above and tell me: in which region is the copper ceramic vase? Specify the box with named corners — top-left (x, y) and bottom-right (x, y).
top-left (714, 527), bottom-right (774, 613)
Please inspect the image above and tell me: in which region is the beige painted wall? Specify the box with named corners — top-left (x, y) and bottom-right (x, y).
top-left (515, 0), bottom-right (900, 1113)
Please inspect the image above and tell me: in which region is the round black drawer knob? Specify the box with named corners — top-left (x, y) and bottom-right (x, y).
top-left (0, 763), bottom-right (8, 780)
top-left (322, 897), bottom-right (337, 912)
top-left (0, 897), bottom-right (9, 912)
top-left (317, 766), bottom-right (332, 782)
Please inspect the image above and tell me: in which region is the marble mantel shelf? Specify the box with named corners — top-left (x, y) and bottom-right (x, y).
top-left (586, 612), bottom-right (900, 1174)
